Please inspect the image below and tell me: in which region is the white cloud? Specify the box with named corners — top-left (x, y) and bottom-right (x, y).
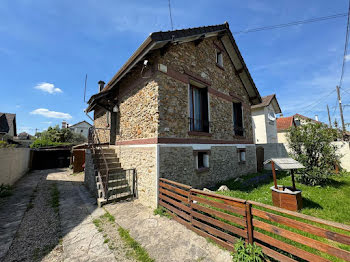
top-left (345, 54), bottom-right (350, 61)
top-left (41, 121), bottom-right (52, 125)
top-left (30, 108), bottom-right (72, 119)
top-left (34, 82), bottom-right (62, 94)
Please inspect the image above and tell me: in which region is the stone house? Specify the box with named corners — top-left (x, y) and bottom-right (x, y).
top-left (251, 94), bottom-right (281, 144)
top-left (86, 23), bottom-right (263, 207)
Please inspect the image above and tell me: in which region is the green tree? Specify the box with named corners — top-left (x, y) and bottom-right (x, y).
top-left (31, 125), bottom-right (87, 148)
top-left (287, 122), bottom-right (340, 185)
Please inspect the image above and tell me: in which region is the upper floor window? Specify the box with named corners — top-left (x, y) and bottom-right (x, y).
top-left (189, 85), bottom-right (209, 132)
top-left (233, 102), bottom-right (244, 136)
top-left (216, 51), bottom-right (223, 67)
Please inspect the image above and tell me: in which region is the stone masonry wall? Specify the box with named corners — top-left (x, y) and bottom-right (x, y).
top-left (94, 108), bottom-right (110, 143)
top-left (84, 149), bottom-right (98, 197)
top-left (159, 145), bottom-right (257, 189)
top-left (156, 36), bottom-right (254, 142)
top-left (111, 145), bottom-right (157, 208)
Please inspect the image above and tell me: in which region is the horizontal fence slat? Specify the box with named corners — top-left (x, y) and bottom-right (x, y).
top-left (160, 178), bottom-right (192, 190)
top-left (249, 200), bottom-right (350, 232)
top-left (191, 195), bottom-right (246, 216)
top-left (159, 193), bottom-right (191, 213)
top-left (159, 199), bottom-right (191, 221)
top-left (254, 242), bottom-right (297, 262)
top-left (159, 187), bottom-right (188, 203)
top-left (254, 231), bottom-right (330, 262)
top-left (159, 182), bottom-right (190, 198)
top-left (192, 219), bottom-right (238, 245)
top-left (252, 208), bottom-right (350, 246)
top-left (191, 188), bottom-right (246, 207)
top-left (191, 207), bottom-right (247, 238)
top-left (253, 219), bottom-right (350, 261)
top-left (191, 202), bottom-right (246, 227)
top-left (191, 225), bottom-right (235, 252)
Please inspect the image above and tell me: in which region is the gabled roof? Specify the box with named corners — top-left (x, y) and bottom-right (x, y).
top-left (87, 22), bottom-right (262, 112)
top-left (251, 94), bottom-right (282, 114)
top-left (276, 116), bottom-right (295, 132)
top-left (293, 114), bottom-right (322, 124)
top-left (0, 113), bottom-right (16, 136)
top-left (69, 120), bottom-right (92, 128)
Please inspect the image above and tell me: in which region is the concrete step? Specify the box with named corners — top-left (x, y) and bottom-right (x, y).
top-left (97, 191), bottom-right (133, 207)
top-left (96, 162), bottom-right (121, 169)
top-left (94, 157), bottom-right (120, 163)
top-left (108, 179), bottom-right (129, 187)
top-left (96, 148), bottom-right (115, 154)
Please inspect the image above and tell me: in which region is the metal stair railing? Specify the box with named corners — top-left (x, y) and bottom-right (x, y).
top-left (88, 126), bottom-right (110, 200)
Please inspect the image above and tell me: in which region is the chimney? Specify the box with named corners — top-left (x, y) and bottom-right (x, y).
top-left (315, 115), bottom-right (319, 121)
top-left (62, 121), bottom-right (67, 129)
top-left (98, 80), bottom-right (105, 92)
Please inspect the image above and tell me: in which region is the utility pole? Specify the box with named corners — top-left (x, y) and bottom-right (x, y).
top-left (336, 86), bottom-right (346, 133)
top-left (327, 104), bottom-right (332, 128)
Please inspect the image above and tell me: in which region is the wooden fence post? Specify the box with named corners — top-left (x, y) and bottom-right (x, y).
top-left (189, 188), bottom-right (193, 227)
top-left (245, 202), bottom-right (253, 244)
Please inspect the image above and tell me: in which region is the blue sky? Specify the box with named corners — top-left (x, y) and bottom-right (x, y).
top-left (1, 0), bottom-right (350, 134)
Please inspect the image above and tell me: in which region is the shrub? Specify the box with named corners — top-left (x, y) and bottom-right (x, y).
top-left (0, 141), bottom-right (16, 148)
top-left (0, 184), bottom-right (13, 197)
top-left (232, 239), bottom-right (265, 262)
top-left (287, 122), bottom-right (340, 186)
top-left (30, 139), bottom-right (66, 148)
top-left (296, 166), bottom-right (331, 186)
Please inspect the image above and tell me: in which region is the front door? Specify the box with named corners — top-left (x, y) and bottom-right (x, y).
top-left (110, 112), bottom-right (117, 145)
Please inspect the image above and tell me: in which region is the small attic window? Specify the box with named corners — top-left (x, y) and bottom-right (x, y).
top-left (216, 51), bottom-right (223, 67)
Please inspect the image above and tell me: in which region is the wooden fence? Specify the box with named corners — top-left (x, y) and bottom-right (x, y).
top-left (158, 178), bottom-right (350, 262)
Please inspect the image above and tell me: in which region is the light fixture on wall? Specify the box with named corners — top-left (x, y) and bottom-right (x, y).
top-left (112, 104), bottom-right (119, 113)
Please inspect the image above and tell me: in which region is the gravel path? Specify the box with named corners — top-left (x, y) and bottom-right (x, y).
top-left (0, 169), bottom-right (138, 262)
top-left (0, 169), bottom-right (44, 261)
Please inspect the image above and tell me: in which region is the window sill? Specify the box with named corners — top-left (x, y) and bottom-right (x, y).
top-left (216, 63), bottom-right (225, 71)
top-left (188, 131), bottom-right (212, 137)
top-left (196, 167), bottom-right (210, 173)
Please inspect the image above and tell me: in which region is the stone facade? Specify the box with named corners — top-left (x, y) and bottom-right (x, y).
top-left (91, 35), bottom-right (259, 207)
top-left (111, 145), bottom-right (157, 207)
top-left (84, 149), bottom-right (98, 197)
top-left (159, 145), bottom-right (256, 189)
top-left (156, 37), bottom-right (253, 142)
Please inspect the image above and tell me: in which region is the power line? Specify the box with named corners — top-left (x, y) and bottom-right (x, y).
top-left (234, 13), bottom-right (347, 35)
top-left (300, 89), bottom-right (336, 115)
top-left (168, 0), bottom-right (174, 30)
top-left (339, 1), bottom-right (350, 87)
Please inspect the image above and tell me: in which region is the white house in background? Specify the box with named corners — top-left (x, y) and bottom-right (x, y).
top-left (68, 121), bottom-right (92, 138)
top-left (251, 94), bottom-right (282, 144)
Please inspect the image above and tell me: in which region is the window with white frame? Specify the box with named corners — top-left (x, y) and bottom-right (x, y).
top-left (216, 51), bottom-right (223, 67)
top-left (237, 148), bottom-right (246, 164)
top-left (194, 150), bottom-right (210, 170)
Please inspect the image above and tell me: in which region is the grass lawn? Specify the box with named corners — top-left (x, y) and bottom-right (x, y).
top-left (215, 171), bottom-right (350, 225)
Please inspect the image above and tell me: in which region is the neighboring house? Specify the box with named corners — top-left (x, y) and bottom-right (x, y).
top-left (293, 113), bottom-right (321, 126)
top-left (276, 116), bottom-right (296, 146)
top-left (251, 94), bottom-right (281, 144)
top-left (69, 121), bottom-right (92, 138)
top-left (86, 23), bottom-right (262, 207)
top-left (0, 113), bottom-right (17, 140)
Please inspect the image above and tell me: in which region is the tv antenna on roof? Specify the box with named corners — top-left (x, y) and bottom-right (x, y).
top-left (83, 74), bottom-right (87, 103)
top-left (168, 0), bottom-right (174, 30)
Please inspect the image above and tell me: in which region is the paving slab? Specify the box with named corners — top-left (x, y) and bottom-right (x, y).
top-left (0, 169), bottom-right (44, 261)
top-left (105, 201), bottom-right (233, 262)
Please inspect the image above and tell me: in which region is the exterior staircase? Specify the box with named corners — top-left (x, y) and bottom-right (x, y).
top-left (88, 127), bottom-right (135, 207)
